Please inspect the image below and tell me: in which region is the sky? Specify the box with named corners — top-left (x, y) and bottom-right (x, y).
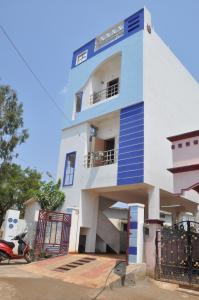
top-left (0, 0), bottom-right (199, 180)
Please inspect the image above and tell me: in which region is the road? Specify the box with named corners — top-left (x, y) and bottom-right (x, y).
top-left (0, 261), bottom-right (198, 300)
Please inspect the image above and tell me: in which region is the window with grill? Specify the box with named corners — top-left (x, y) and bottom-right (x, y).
top-left (76, 50), bottom-right (88, 65)
top-left (63, 152), bottom-right (76, 186)
top-left (106, 78), bottom-right (119, 98)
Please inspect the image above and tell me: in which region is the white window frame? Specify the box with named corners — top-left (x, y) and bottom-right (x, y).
top-left (76, 50), bottom-right (88, 65)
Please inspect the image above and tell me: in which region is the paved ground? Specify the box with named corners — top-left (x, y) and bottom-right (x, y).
top-left (0, 256), bottom-right (198, 300)
top-left (17, 254), bottom-right (145, 288)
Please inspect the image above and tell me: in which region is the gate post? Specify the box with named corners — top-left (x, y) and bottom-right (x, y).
top-left (128, 203), bottom-right (145, 264)
top-left (145, 220), bottom-right (163, 277)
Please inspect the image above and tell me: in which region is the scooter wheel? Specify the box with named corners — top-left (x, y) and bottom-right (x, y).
top-left (0, 250), bottom-right (9, 262)
top-left (24, 252), bottom-right (32, 263)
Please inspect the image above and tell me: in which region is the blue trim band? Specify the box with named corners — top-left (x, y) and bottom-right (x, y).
top-left (130, 221), bottom-right (138, 229)
top-left (128, 247), bottom-right (137, 255)
top-left (71, 9), bottom-right (144, 68)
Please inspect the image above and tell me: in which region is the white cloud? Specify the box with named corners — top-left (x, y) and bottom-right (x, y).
top-left (59, 85), bottom-right (68, 94)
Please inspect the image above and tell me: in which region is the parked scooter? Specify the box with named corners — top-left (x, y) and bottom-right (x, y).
top-left (0, 232), bottom-right (32, 263)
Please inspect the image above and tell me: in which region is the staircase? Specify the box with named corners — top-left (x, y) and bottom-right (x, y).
top-left (96, 198), bottom-right (120, 254)
top-left (98, 197), bottom-right (115, 211)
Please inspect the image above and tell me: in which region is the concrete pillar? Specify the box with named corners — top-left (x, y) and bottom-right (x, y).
top-left (145, 221), bottom-right (162, 276)
top-left (172, 211), bottom-right (185, 224)
top-left (2, 209), bottom-right (20, 241)
top-left (148, 187), bottom-right (160, 220)
top-left (81, 191), bottom-right (99, 253)
top-left (2, 209), bottom-right (20, 253)
top-left (68, 208), bottom-right (80, 253)
top-left (145, 187), bottom-right (162, 276)
top-left (85, 227), bottom-right (97, 252)
top-left (128, 203), bottom-right (145, 264)
top-left (194, 205), bottom-right (199, 222)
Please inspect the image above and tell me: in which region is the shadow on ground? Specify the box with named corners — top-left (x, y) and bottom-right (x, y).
top-left (0, 277), bottom-right (198, 300)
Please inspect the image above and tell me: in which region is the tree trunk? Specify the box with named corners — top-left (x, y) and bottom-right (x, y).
top-left (0, 212), bottom-right (5, 228)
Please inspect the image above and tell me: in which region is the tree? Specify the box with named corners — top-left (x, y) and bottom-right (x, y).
top-left (0, 163), bottom-right (42, 226)
top-left (35, 179), bottom-right (65, 211)
top-left (0, 85), bottom-right (28, 162)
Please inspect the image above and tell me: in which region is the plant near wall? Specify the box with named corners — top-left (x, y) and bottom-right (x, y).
top-left (0, 163), bottom-right (42, 226)
top-left (35, 179), bottom-right (65, 211)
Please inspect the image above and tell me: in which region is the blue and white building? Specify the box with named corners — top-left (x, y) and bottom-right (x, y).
top-left (57, 8), bottom-right (199, 268)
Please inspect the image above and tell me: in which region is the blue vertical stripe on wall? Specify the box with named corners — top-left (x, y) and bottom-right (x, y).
top-left (117, 102), bottom-right (144, 185)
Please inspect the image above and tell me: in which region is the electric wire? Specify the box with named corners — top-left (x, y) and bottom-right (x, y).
top-left (0, 24), bottom-right (68, 120)
top-left (91, 261), bottom-right (126, 300)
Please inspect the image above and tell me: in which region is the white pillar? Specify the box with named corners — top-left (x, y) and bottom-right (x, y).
top-left (67, 208), bottom-right (80, 253)
top-left (148, 187), bottom-right (160, 220)
top-left (2, 209), bottom-right (20, 241)
top-left (81, 191), bottom-right (99, 253)
top-left (145, 187), bottom-right (162, 276)
top-left (194, 205), bottom-right (199, 222)
top-left (128, 203), bottom-right (145, 264)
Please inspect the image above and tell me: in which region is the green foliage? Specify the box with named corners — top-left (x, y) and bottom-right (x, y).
top-left (0, 85), bottom-right (29, 162)
top-left (36, 179), bottom-right (65, 211)
top-left (0, 84), bottom-right (65, 226)
top-left (0, 163), bottom-right (42, 226)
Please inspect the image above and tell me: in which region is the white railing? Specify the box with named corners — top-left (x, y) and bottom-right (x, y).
top-left (90, 82), bottom-right (119, 104)
top-left (84, 149), bottom-right (118, 168)
top-left (95, 28), bottom-right (124, 51)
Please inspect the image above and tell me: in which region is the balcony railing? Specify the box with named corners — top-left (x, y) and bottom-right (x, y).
top-left (90, 82), bottom-right (119, 104)
top-left (84, 149), bottom-right (118, 168)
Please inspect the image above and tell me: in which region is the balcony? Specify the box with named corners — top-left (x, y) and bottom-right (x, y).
top-left (84, 149), bottom-right (118, 168)
top-left (90, 81), bottom-right (120, 105)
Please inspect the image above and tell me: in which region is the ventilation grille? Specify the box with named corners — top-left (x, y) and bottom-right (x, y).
top-left (126, 10), bottom-right (144, 34)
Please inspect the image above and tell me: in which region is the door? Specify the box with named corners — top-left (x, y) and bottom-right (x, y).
top-left (78, 235), bottom-right (86, 253)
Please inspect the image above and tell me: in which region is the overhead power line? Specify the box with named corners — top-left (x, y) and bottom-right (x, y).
top-left (0, 24), bottom-right (68, 120)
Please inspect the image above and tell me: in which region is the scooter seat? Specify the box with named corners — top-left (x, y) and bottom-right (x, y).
top-left (0, 239), bottom-right (15, 248)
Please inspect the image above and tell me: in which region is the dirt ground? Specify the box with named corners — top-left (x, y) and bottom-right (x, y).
top-left (0, 276), bottom-right (198, 300)
top-left (0, 259), bottom-right (198, 300)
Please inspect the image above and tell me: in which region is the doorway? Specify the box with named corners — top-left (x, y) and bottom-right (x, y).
top-left (104, 138), bottom-right (115, 164)
top-left (78, 235), bottom-right (86, 253)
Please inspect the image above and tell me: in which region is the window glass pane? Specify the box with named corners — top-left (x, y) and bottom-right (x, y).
top-left (63, 152), bottom-right (76, 186)
top-left (76, 92), bottom-right (83, 112)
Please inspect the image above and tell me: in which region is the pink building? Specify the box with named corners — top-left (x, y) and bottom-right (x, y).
top-left (167, 130), bottom-right (199, 222)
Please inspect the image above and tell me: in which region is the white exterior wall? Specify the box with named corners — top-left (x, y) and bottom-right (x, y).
top-left (57, 115), bottom-right (120, 251)
top-left (24, 201), bottom-right (41, 248)
top-left (57, 115), bottom-right (120, 211)
top-left (144, 29), bottom-right (199, 200)
top-left (94, 114), bottom-right (120, 149)
top-left (103, 208), bottom-right (128, 230)
top-left (80, 54), bottom-right (121, 111)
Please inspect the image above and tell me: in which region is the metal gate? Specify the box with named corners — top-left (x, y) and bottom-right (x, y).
top-left (34, 210), bottom-right (71, 256)
top-left (156, 221), bottom-right (199, 287)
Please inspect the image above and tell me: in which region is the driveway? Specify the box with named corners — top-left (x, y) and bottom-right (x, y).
top-left (0, 259), bottom-right (198, 300)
